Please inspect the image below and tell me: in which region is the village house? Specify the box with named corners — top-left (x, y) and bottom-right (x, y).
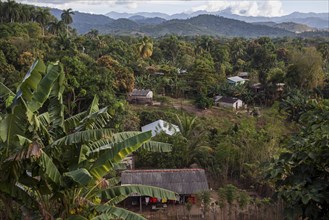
top-left (214, 96), bottom-right (244, 110)
top-left (141, 119), bottom-right (180, 137)
top-left (251, 83), bottom-right (285, 94)
top-left (238, 72), bottom-right (249, 79)
top-left (120, 169), bottom-right (209, 211)
top-left (251, 83), bottom-right (264, 93)
top-left (227, 76), bottom-right (247, 86)
top-left (127, 89), bottom-right (153, 104)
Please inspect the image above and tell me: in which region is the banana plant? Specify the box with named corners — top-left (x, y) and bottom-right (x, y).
top-left (0, 60), bottom-right (175, 219)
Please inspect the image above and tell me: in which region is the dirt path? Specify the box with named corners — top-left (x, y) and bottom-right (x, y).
top-left (170, 98), bottom-right (212, 117)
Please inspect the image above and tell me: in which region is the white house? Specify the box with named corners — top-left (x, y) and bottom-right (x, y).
top-left (214, 96), bottom-right (244, 110)
top-left (227, 76), bottom-right (247, 86)
top-left (141, 120), bottom-right (180, 137)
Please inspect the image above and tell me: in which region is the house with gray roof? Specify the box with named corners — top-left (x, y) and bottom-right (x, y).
top-left (120, 169), bottom-right (209, 211)
top-left (121, 169), bottom-right (208, 195)
top-left (214, 96), bottom-right (244, 110)
top-left (127, 89), bottom-right (153, 104)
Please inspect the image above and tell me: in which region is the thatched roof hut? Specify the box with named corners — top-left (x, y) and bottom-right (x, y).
top-left (121, 169), bottom-right (209, 195)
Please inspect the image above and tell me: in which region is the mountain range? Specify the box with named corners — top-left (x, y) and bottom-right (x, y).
top-left (106, 10), bottom-right (329, 29)
top-left (50, 9), bottom-right (329, 37)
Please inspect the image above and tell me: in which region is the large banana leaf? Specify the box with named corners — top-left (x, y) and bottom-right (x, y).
top-left (75, 107), bottom-right (111, 131)
top-left (37, 112), bottom-right (52, 142)
top-left (63, 111), bottom-right (88, 133)
top-left (27, 62), bottom-right (62, 112)
top-left (93, 206), bottom-right (146, 220)
top-left (17, 60), bottom-right (46, 102)
top-left (37, 112), bottom-right (50, 128)
top-left (103, 194), bottom-right (128, 206)
top-left (88, 132), bottom-right (172, 153)
top-left (48, 129), bottom-right (113, 149)
top-left (0, 102), bottom-right (27, 149)
top-left (110, 132), bottom-right (172, 152)
top-left (48, 63), bottom-right (65, 130)
top-left (0, 183), bottom-right (37, 210)
top-left (101, 185), bottom-right (177, 201)
top-left (64, 97), bottom-right (110, 133)
top-left (89, 132), bottom-right (151, 179)
top-left (88, 96), bottom-right (100, 115)
top-left (63, 168), bottom-right (93, 186)
top-left (38, 150), bottom-right (62, 185)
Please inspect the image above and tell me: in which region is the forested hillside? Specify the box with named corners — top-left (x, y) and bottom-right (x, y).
top-left (0, 1), bottom-right (328, 219)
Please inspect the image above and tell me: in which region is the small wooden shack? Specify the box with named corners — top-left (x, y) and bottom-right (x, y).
top-left (127, 89), bottom-right (153, 104)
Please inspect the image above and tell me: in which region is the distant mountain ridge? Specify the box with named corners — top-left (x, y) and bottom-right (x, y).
top-left (106, 10), bottom-right (329, 29)
top-left (253, 22), bottom-right (316, 33)
top-left (49, 9), bottom-right (328, 37)
top-left (91, 14), bottom-right (296, 37)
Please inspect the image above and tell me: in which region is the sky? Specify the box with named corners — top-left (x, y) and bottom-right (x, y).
top-left (16, 0), bottom-right (329, 17)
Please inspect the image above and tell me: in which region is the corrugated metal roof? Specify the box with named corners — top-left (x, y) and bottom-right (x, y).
top-left (227, 76), bottom-right (246, 83)
top-left (121, 169), bottom-right (209, 195)
top-left (130, 89), bottom-right (152, 96)
top-left (218, 96), bottom-right (240, 104)
top-left (141, 120), bottom-right (180, 137)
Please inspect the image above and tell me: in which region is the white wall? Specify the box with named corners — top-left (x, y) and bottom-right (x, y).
top-left (146, 91), bottom-right (153, 98)
top-left (218, 100), bottom-right (243, 110)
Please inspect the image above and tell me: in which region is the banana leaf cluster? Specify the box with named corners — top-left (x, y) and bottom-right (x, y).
top-left (0, 60), bottom-right (176, 219)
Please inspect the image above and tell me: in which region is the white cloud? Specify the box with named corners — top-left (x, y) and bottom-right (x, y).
top-left (17, 0), bottom-right (139, 10)
top-left (191, 0), bottom-right (284, 17)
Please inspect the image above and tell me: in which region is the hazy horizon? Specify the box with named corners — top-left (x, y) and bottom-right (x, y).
top-left (16, 0), bottom-right (329, 17)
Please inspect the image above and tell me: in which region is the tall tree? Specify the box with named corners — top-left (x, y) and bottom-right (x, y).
top-left (48, 20), bottom-right (65, 35)
top-left (61, 8), bottom-right (74, 37)
top-left (4, 0), bottom-right (19, 23)
top-left (35, 8), bottom-right (51, 36)
top-left (286, 47), bottom-right (325, 90)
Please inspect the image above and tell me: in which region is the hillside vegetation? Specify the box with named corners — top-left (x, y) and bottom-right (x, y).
top-left (0, 1), bottom-right (329, 219)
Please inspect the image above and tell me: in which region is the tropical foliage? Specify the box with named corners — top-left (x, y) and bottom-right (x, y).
top-left (267, 99), bottom-right (329, 219)
top-left (0, 2), bottom-right (328, 219)
top-left (0, 60), bottom-right (175, 219)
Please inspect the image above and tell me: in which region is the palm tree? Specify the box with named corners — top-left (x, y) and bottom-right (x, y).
top-left (4, 0), bottom-right (19, 23)
top-left (48, 20), bottom-right (65, 35)
top-left (0, 60), bottom-right (175, 219)
top-left (175, 114), bottom-right (211, 166)
top-left (61, 8), bottom-right (74, 37)
top-left (35, 8), bottom-right (51, 36)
